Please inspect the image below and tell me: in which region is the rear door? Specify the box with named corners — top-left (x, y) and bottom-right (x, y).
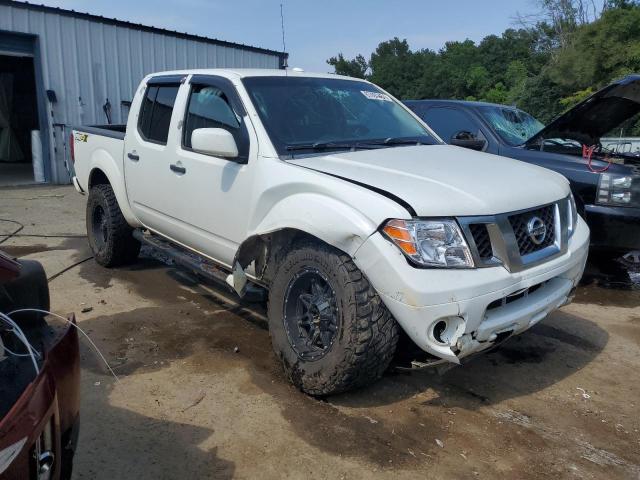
top-left (124, 75), bottom-right (183, 238)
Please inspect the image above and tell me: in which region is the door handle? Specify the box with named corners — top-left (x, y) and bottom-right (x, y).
top-left (127, 152), bottom-right (139, 161)
top-left (170, 163), bottom-right (186, 174)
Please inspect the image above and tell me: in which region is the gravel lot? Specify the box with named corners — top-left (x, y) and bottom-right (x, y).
top-left (1, 185), bottom-right (639, 479)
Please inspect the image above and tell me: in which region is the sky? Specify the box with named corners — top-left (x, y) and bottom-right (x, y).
top-left (36, 0), bottom-right (544, 72)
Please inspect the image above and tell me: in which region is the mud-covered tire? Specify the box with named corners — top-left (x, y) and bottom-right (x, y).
top-left (267, 243), bottom-right (398, 396)
top-left (86, 184), bottom-right (140, 267)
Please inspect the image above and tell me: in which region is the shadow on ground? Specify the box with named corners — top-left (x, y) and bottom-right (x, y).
top-left (73, 362), bottom-right (235, 480)
top-left (334, 310), bottom-right (608, 409)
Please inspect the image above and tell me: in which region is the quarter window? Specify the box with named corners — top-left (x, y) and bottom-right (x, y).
top-left (183, 84), bottom-right (248, 159)
top-left (137, 84), bottom-right (179, 144)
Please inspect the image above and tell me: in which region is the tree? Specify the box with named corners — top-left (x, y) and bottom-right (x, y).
top-left (368, 38), bottom-right (424, 98)
top-left (325, 2), bottom-right (640, 122)
top-left (326, 54), bottom-right (368, 78)
top-left (515, 0), bottom-right (605, 50)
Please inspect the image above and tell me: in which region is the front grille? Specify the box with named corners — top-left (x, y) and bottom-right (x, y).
top-left (508, 205), bottom-right (555, 256)
top-left (469, 224), bottom-right (493, 261)
top-left (459, 199), bottom-right (567, 272)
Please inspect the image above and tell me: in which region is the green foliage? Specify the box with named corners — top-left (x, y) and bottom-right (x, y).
top-left (327, 53), bottom-right (368, 79)
top-left (327, 2), bottom-right (640, 123)
top-left (559, 87), bottom-right (595, 108)
top-left (483, 82), bottom-right (510, 104)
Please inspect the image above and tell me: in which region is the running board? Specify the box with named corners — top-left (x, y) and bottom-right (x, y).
top-left (132, 230), bottom-right (266, 302)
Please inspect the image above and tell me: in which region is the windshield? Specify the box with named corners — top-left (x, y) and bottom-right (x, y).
top-left (242, 76), bottom-right (437, 155)
top-left (479, 106), bottom-right (544, 146)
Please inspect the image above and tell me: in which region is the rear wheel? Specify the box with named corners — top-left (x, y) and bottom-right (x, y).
top-left (267, 243), bottom-right (398, 396)
top-left (86, 184), bottom-right (140, 267)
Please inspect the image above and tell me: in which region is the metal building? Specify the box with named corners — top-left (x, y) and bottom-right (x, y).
top-left (0, 0), bottom-right (287, 185)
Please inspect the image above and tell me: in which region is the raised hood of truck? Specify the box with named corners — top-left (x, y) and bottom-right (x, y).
top-left (526, 75), bottom-right (640, 148)
top-left (288, 145), bottom-right (569, 217)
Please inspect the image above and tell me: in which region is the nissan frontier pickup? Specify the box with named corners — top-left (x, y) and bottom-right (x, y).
top-left (71, 69), bottom-right (589, 395)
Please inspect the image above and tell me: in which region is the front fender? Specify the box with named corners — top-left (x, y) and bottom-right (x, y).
top-left (248, 193), bottom-right (379, 256)
top-left (87, 151), bottom-right (140, 227)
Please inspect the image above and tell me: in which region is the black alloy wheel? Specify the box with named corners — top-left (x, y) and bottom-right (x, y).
top-left (283, 268), bottom-right (339, 361)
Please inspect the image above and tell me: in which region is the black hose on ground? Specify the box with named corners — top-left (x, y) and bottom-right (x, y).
top-left (0, 219), bottom-right (24, 245)
top-left (46, 257), bottom-right (94, 282)
top-left (0, 218), bottom-right (93, 281)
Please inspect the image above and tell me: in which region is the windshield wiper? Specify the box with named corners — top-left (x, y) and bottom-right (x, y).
top-left (285, 142), bottom-right (361, 152)
top-left (357, 137), bottom-right (425, 147)
top-left (285, 138), bottom-right (426, 153)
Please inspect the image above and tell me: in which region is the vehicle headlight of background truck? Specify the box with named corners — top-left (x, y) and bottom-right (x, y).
top-left (382, 218), bottom-right (475, 268)
top-left (597, 173), bottom-right (640, 207)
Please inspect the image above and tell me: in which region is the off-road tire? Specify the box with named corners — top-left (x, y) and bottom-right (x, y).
top-left (267, 243), bottom-right (399, 396)
top-left (86, 184), bottom-right (140, 267)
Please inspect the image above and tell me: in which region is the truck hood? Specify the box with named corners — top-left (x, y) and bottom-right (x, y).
top-left (288, 145), bottom-right (569, 216)
top-left (526, 75), bottom-right (640, 148)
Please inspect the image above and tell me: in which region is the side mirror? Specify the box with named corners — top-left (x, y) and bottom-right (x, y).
top-left (450, 131), bottom-right (486, 151)
top-left (191, 128), bottom-right (238, 158)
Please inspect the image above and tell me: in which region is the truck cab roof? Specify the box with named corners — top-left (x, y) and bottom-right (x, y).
top-left (143, 68), bottom-right (363, 82)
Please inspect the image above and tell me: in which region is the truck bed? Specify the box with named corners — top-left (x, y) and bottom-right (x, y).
top-left (75, 124), bottom-right (126, 140)
top-left (72, 124), bottom-right (127, 194)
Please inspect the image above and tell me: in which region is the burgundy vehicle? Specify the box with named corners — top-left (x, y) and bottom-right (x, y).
top-left (0, 251), bottom-right (80, 480)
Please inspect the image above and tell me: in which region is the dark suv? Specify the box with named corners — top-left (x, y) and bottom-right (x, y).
top-left (406, 75), bottom-right (640, 275)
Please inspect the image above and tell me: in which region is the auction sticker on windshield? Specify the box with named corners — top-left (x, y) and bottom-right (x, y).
top-left (361, 91), bottom-right (392, 101)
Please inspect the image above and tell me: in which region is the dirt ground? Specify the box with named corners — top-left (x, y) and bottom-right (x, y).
top-left (1, 184), bottom-right (639, 480)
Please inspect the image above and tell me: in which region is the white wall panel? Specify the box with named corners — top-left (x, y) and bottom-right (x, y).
top-left (0, 1), bottom-right (283, 183)
top-left (0, 2), bottom-right (283, 126)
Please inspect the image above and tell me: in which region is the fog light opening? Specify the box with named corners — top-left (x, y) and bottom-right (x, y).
top-left (433, 320), bottom-right (448, 344)
top-left (429, 316), bottom-right (466, 347)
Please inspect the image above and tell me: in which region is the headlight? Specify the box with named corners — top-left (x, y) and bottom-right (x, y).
top-left (597, 173), bottom-right (640, 207)
top-left (382, 218), bottom-right (474, 268)
top-left (567, 192), bottom-right (578, 237)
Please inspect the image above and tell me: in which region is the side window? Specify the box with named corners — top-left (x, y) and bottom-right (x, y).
top-left (183, 84), bottom-right (248, 159)
top-left (137, 84), bottom-right (180, 144)
top-left (421, 107), bottom-right (479, 142)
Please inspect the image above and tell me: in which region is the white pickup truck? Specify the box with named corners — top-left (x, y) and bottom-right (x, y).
top-left (71, 69), bottom-right (589, 395)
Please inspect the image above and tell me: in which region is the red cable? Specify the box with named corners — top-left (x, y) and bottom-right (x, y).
top-left (582, 144), bottom-right (611, 173)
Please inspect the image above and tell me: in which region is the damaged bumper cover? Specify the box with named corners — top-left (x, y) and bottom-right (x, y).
top-left (354, 217), bottom-right (589, 363)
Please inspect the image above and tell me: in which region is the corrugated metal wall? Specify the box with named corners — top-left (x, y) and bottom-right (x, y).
top-left (0, 2), bottom-right (282, 183)
top-left (0, 3), bottom-right (281, 126)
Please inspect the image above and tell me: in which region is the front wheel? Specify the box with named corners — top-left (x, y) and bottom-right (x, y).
top-left (267, 243), bottom-right (398, 396)
top-left (86, 184), bottom-right (140, 267)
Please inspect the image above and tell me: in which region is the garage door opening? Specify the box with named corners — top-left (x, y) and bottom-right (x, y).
top-left (0, 54), bottom-right (40, 186)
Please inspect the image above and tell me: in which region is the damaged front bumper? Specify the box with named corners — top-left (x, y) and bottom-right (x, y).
top-left (354, 217), bottom-right (589, 363)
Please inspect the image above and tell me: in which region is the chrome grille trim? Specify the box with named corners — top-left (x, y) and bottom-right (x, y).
top-left (458, 197), bottom-right (569, 273)
top-left (508, 204), bottom-right (556, 254)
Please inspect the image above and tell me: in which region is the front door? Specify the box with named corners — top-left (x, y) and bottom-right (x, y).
top-left (419, 106), bottom-right (493, 153)
top-left (165, 75), bottom-right (256, 266)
